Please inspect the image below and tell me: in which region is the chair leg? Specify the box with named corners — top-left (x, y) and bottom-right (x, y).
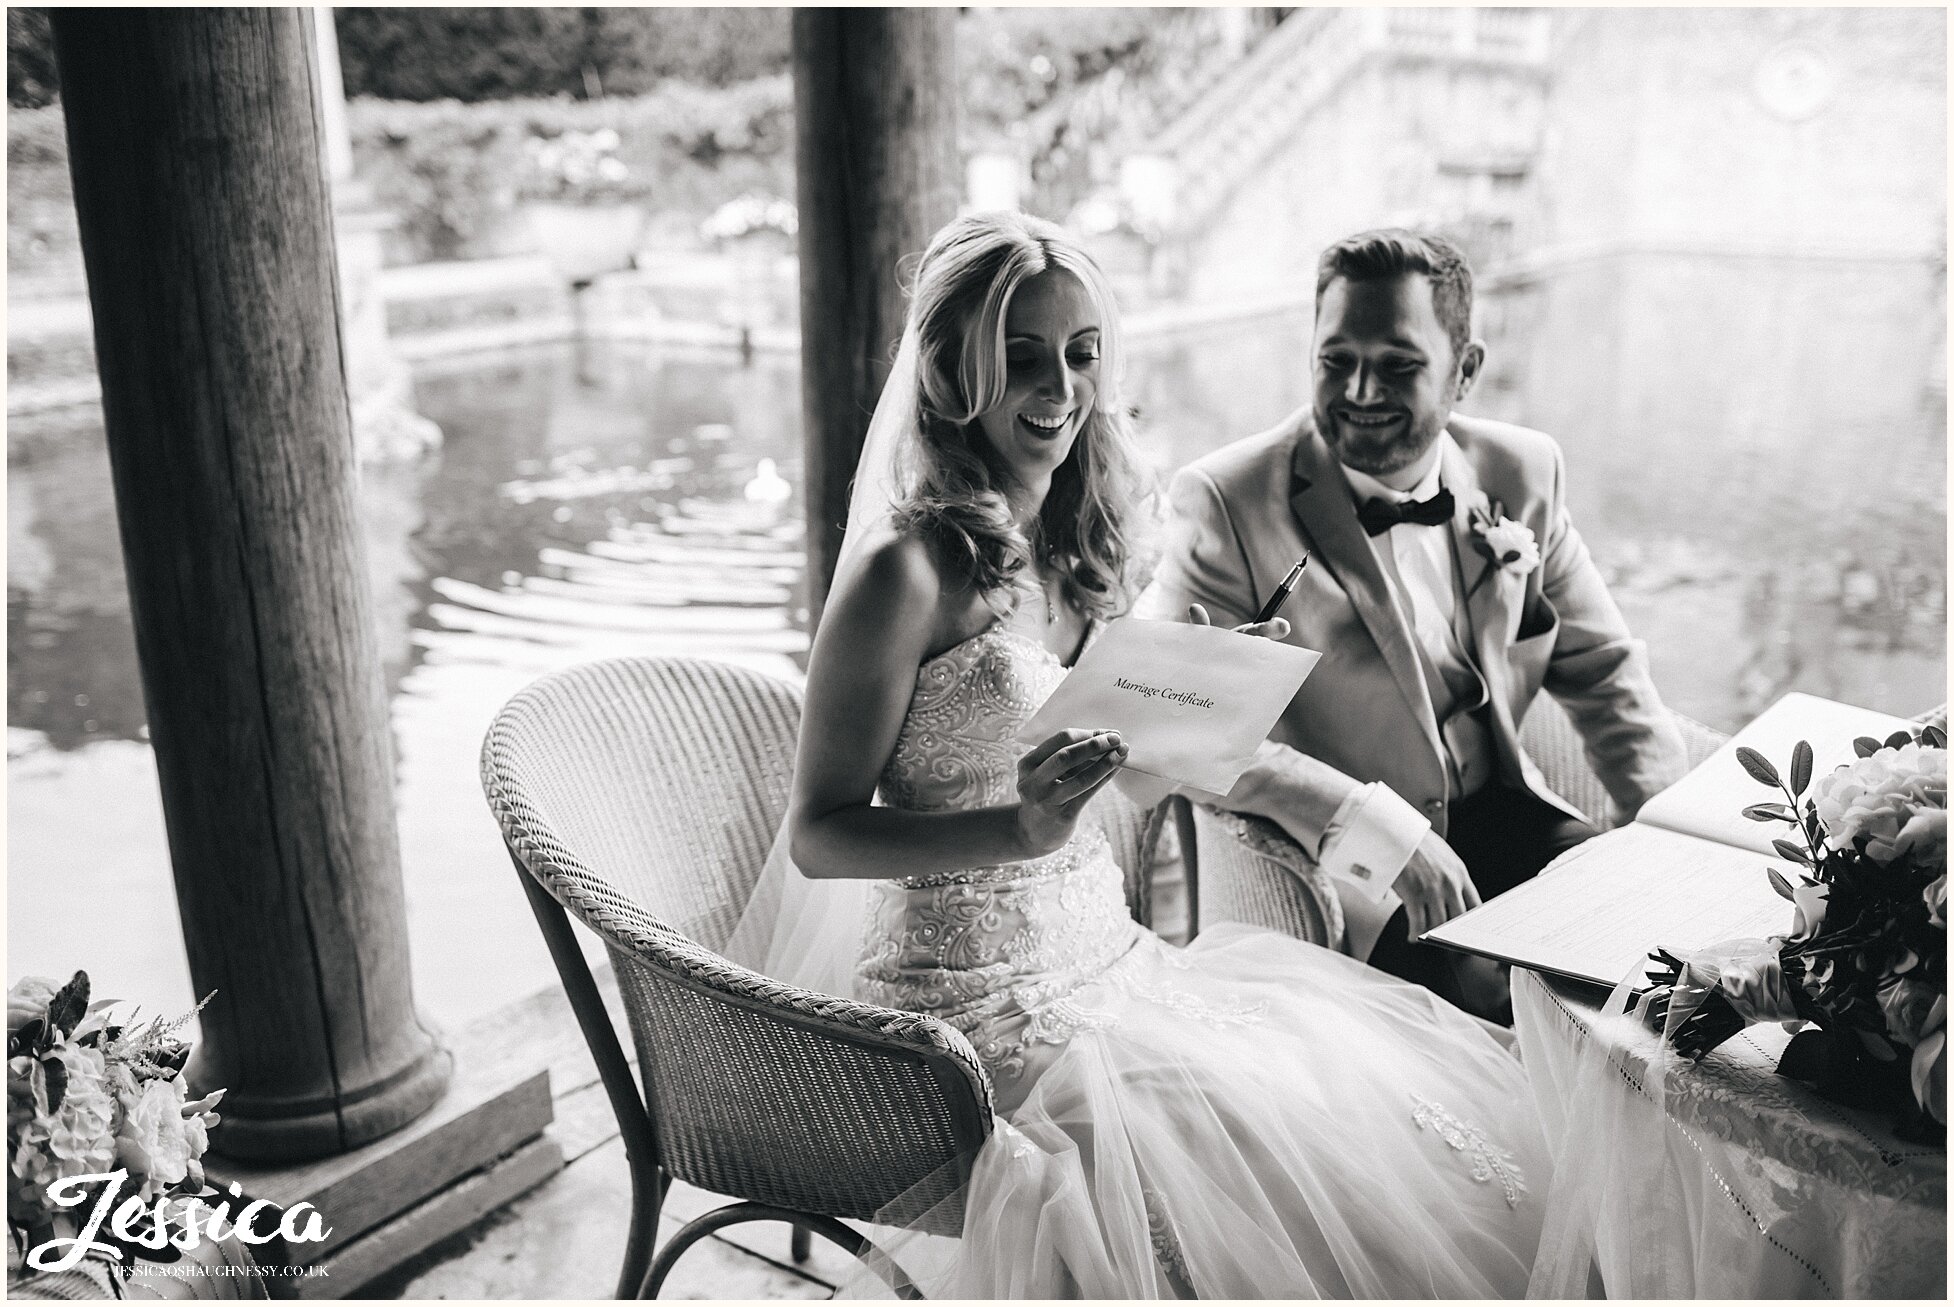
top-left (637, 1201), bottom-right (922, 1300)
top-left (613, 1163), bottom-right (667, 1299)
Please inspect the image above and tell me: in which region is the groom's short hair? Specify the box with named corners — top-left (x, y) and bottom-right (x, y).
top-left (1316, 230), bottom-right (1473, 362)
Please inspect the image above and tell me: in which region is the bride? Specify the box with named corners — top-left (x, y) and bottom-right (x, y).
top-left (730, 211), bottom-right (1548, 1298)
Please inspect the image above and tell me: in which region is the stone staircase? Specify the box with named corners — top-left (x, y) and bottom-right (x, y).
top-left (1139, 8), bottom-right (1551, 243)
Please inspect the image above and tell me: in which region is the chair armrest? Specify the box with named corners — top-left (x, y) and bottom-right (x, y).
top-left (1187, 801), bottom-right (1343, 949)
top-left (1188, 705), bottom-right (1742, 954)
top-left (1093, 785), bottom-right (1171, 929)
top-left (1523, 697), bottom-right (1730, 823)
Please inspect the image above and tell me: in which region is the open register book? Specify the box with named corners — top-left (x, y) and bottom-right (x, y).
top-left (1423, 693), bottom-right (1918, 989)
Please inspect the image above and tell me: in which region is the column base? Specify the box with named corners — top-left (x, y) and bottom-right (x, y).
top-left (203, 1043), bottom-right (455, 1164)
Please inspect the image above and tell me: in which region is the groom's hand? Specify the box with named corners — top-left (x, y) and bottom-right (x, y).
top-left (1395, 832), bottom-right (1482, 939)
top-left (1186, 603), bottom-right (1290, 642)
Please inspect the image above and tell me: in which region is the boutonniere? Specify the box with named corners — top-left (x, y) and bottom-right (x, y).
top-left (1466, 500), bottom-right (1540, 598)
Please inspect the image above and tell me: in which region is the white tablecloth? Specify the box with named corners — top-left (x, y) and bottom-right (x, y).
top-left (1514, 967), bottom-right (1946, 1298)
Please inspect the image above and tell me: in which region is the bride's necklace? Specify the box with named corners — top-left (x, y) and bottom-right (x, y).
top-left (1031, 545), bottom-right (1058, 625)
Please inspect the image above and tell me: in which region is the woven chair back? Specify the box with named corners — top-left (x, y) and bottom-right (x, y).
top-left (488, 657), bottom-right (794, 950)
top-left (1520, 696), bottom-right (1727, 818)
top-left (483, 657), bottom-right (992, 1227)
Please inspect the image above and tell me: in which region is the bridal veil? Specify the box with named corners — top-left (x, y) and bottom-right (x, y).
top-left (721, 327), bottom-right (924, 998)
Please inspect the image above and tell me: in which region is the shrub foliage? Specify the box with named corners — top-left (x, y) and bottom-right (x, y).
top-left (8, 7), bottom-right (790, 107)
top-left (333, 8), bottom-right (790, 102)
top-left (351, 80), bottom-right (793, 262)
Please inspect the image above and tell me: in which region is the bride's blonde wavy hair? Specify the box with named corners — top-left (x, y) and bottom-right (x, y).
top-left (891, 211), bottom-right (1152, 619)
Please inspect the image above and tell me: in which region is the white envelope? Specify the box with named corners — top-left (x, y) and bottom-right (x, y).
top-left (1017, 617), bottom-right (1321, 794)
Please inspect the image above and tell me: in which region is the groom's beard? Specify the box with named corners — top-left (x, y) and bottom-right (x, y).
top-left (1317, 405), bottom-right (1446, 479)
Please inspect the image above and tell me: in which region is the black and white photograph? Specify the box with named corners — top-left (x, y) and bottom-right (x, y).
top-left (5, 4), bottom-right (1946, 1299)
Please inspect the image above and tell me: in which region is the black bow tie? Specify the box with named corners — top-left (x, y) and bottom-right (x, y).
top-left (1357, 488), bottom-right (1455, 537)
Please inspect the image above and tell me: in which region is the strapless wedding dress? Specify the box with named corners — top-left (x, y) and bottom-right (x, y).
top-left (849, 623), bottom-right (1549, 1298)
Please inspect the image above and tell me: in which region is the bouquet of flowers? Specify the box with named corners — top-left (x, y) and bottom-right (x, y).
top-left (1643, 724), bottom-right (1946, 1139)
top-left (7, 971), bottom-right (224, 1276)
top-left (700, 192), bottom-right (798, 243)
top-left (522, 127), bottom-right (640, 204)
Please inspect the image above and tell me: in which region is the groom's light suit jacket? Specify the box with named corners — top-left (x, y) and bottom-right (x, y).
top-left (1142, 408), bottom-right (1687, 854)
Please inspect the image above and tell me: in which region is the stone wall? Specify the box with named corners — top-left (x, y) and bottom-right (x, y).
top-left (1472, 6), bottom-right (1945, 509)
top-left (1170, 15), bottom-right (1550, 306)
top-left (1536, 8), bottom-right (1944, 258)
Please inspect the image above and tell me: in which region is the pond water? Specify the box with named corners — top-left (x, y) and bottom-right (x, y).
top-left (8, 306), bottom-right (1945, 1029)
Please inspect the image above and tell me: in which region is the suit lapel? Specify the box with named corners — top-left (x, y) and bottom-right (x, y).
top-left (1442, 436), bottom-right (1521, 721)
top-left (1288, 427), bottom-right (1437, 740)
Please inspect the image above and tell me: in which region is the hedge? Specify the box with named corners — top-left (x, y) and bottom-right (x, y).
top-left (349, 79), bottom-right (793, 262)
top-left (8, 7), bottom-right (790, 107)
top-left (333, 7), bottom-right (790, 101)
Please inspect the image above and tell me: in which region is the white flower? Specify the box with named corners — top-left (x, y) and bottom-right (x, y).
top-left (115, 1075), bottom-right (194, 1200)
top-left (1788, 878), bottom-right (1831, 942)
top-left (1471, 511), bottom-right (1541, 578)
top-left (8, 976), bottom-right (59, 1038)
top-left (1894, 809), bottom-right (1948, 869)
top-left (1926, 873), bottom-right (1947, 930)
top-left (1881, 977), bottom-right (1942, 1046)
top-left (1813, 743), bottom-right (1947, 865)
top-left (9, 1043), bottom-right (117, 1225)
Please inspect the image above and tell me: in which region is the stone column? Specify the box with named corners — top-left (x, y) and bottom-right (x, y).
top-left (50, 6), bottom-right (451, 1162)
top-left (791, 8), bottom-right (960, 623)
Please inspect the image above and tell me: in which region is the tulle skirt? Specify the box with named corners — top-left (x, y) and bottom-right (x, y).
top-left (847, 923), bottom-right (1548, 1299)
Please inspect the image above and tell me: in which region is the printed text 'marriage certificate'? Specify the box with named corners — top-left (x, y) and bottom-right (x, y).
top-left (1018, 617), bottom-right (1320, 794)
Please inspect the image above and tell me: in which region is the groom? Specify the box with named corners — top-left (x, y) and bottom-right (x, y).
top-left (1140, 229), bottom-right (1687, 1015)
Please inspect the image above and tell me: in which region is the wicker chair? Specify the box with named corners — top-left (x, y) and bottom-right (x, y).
top-left (480, 656), bottom-right (1167, 1299)
top-left (1183, 696), bottom-right (1729, 946)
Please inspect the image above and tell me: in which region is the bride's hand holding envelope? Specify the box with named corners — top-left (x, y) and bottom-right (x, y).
top-left (1017, 614), bottom-right (1321, 797)
top-left (1098, 603), bottom-right (1296, 809)
top-left (1015, 728), bottom-right (1130, 856)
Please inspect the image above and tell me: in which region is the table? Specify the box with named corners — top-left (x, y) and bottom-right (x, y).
top-left (1514, 967), bottom-right (1946, 1299)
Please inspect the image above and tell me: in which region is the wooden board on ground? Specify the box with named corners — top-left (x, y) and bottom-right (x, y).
top-left (385, 1134), bottom-right (831, 1300)
top-left (307, 1137), bottom-right (564, 1299)
top-left (207, 982), bottom-right (572, 1263)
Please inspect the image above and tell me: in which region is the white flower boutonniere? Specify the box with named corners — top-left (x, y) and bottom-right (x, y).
top-left (1467, 501), bottom-right (1540, 597)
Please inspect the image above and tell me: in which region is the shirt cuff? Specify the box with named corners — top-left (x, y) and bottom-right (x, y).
top-left (1316, 783), bottom-right (1430, 904)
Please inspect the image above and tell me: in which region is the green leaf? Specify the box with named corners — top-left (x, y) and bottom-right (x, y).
top-left (1854, 736), bottom-right (1883, 758)
top-left (1766, 866), bottom-right (1797, 901)
top-left (43, 1055), bottom-right (67, 1116)
top-left (8, 1017), bottom-right (44, 1059)
top-left (1743, 802), bottom-right (1795, 822)
top-left (1922, 724), bottom-right (1947, 749)
top-left (46, 970), bottom-right (90, 1041)
top-left (1735, 746), bottom-right (1782, 788)
top-left (1885, 729), bottom-right (1915, 751)
top-left (1789, 740), bottom-right (1813, 798)
top-left (1772, 838), bottom-right (1814, 866)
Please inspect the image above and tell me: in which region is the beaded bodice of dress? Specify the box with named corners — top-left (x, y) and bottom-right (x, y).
top-left (858, 623), bottom-right (1148, 1082)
